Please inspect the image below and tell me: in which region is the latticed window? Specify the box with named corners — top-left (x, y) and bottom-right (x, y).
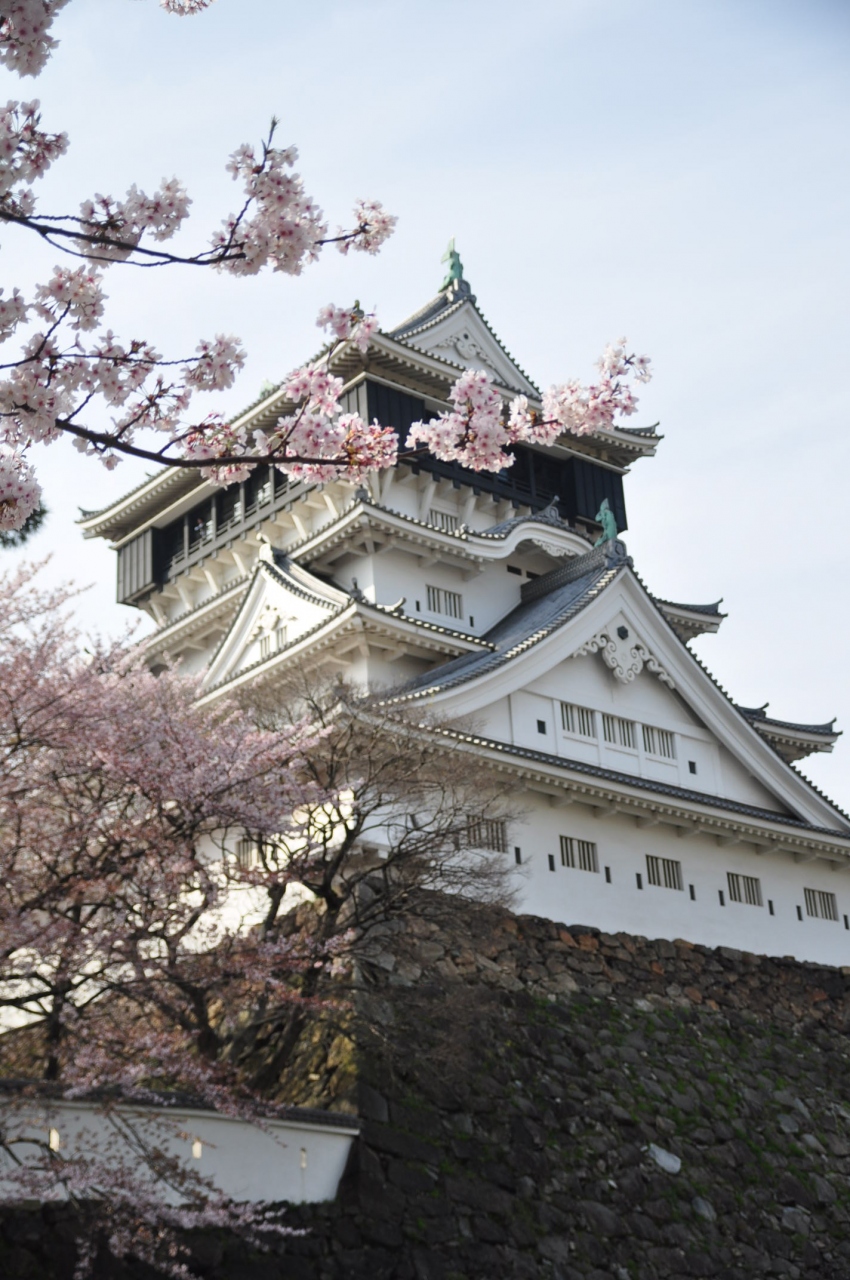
top-left (646, 854), bottom-right (683, 891)
top-left (804, 888), bottom-right (839, 921)
top-left (603, 714), bottom-right (636, 750)
top-left (560, 836), bottom-right (599, 873)
top-left (727, 872), bottom-right (762, 907)
top-left (467, 818), bottom-right (508, 853)
top-left (642, 724), bottom-right (676, 759)
top-left (236, 838), bottom-right (259, 869)
top-left (429, 510), bottom-right (458, 532)
top-left (561, 702), bottom-right (596, 739)
top-left (426, 585), bottom-right (463, 619)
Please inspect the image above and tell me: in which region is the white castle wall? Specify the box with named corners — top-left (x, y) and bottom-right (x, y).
top-left (510, 795), bottom-right (850, 967)
top-left (0, 1099), bottom-right (357, 1206)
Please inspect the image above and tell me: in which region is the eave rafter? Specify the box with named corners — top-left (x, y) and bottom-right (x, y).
top-left (442, 730), bottom-right (850, 866)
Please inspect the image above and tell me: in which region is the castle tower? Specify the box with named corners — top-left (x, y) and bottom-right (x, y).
top-left (80, 252), bottom-right (850, 965)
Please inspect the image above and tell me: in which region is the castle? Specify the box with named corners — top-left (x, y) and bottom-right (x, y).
top-left (80, 255), bottom-right (850, 965)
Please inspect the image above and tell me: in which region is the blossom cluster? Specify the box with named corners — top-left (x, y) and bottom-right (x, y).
top-left (316, 302), bottom-right (379, 353)
top-left (0, 449), bottom-right (41, 530)
top-left (252, 359), bottom-right (398, 483)
top-left (0, 1), bottom-right (69, 77)
top-left (0, 97), bottom-right (67, 210)
top-left (407, 343), bottom-right (652, 471)
top-left (337, 197), bottom-right (398, 256)
top-left (78, 177), bottom-right (192, 259)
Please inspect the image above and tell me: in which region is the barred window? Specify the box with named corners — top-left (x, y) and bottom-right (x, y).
top-left (259, 625), bottom-right (287, 660)
top-left (804, 888), bottom-right (839, 922)
top-left (646, 854), bottom-right (683, 891)
top-left (467, 818), bottom-right (508, 853)
top-left (236, 838), bottom-right (259, 869)
top-left (642, 724), bottom-right (676, 759)
top-left (429, 510), bottom-right (458, 533)
top-left (560, 836), bottom-right (599, 873)
top-left (561, 702), bottom-right (596, 738)
top-left (603, 714), bottom-right (636, 750)
top-left (426, 585), bottom-right (463, 619)
top-left (727, 872), bottom-right (763, 907)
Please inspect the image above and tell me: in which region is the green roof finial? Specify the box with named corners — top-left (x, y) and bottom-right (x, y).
top-left (440, 237), bottom-right (464, 291)
top-left (593, 498), bottom-right (618, 546)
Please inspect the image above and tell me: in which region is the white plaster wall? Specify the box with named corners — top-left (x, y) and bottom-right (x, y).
top-left (510, 796), bottom-right (850, 966)
top-left (0, 1100), bottom-right (357, 1205)
top-left (500, 656), bottom-right (785, 811)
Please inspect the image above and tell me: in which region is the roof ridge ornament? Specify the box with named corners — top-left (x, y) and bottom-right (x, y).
top-left (439, 237), bottom-right (473, 298)
top-left (594, 498), bottom-right (618, 547)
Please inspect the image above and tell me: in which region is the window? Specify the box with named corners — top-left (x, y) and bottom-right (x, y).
top-left (604, 866), bottom-right (611, 883)
top-left (689, 884), bottom-right (696, 900)
top-left (467, 818), bottom-right (507, 853)
top-left (646, 854), bottom-right (683, 891)
top-left (603, 714), bottom-right (636, 750)
top-left (727, 872), bottom-right (763, 907)
top-left (548, 854), bottom-right (556, 872)
top-left (688, 761), bottom-right (698, 775)
top-left (642, 724), bottom-right (676, 759)
top-left (804, 888), bottom-right (839, 922)
top-left (560, 836), bottom-right (599, 873)
top-left (561, 702), bottom-right (595, 738)
top-left (507, 564), bottom-right (523, 575)
top-left (429, 510), bottom-right (458, 532)
top-left (259, 625), bottom-right (287, 660)
top-left (514, 846), bottom-right (522, 866)
top-left (236, 838), bottom-right (259, 869)
top-left (426, 585), bottom-right (463, 619)
top-left (537, 719), bottom-right (547, 734)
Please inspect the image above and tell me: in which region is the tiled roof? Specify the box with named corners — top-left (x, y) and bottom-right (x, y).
top-left (736, 707), bottom-right (839, 737)
top-left (439, 729), bottom-right (850, 843)
top-left (655, 597), bottom-right (725, 617)
top-left (394, 556), bottom-right (620, 701)
top-left (387, 284), bottom-right (540, 395)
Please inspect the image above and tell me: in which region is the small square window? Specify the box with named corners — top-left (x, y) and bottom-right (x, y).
top-left (537, 720), bottom-right (547, 734)
top-left (688, 761), bottom-right (697, 775)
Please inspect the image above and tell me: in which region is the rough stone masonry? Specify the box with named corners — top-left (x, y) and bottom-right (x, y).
top-left (4, 900), bottom-right (850, 1279)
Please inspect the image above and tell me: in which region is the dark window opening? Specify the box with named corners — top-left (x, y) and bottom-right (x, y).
top-left (688, 761), bottom-right (698, 775)
top-left (718, 890), bottom-right (725, 907)
top-left (548, 854), bottom-right (556, 872)
top-left (768, 899), bottom-right (775, 916)
top-left (604, 866), bottom-right (611, 884)
top-left (796, 905), bottom-right (803, 921)
top-left (636, 872), bottom-right (643, 890)
top-left (537, 720), bottom-right (547, 734)
top-left (507, 565), bottom-right (522, 576)
top-left (689, 884), bottom-right (696, 901)
top-left (514, 847), bottom-right (522, 866)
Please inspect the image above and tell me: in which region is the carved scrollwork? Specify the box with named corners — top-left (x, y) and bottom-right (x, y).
top-left (573, 627), bottom-right (675, 689)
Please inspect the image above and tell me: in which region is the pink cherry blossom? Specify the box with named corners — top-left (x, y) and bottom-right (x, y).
top-left (337, 198), bottom-right (398, 255)
top-left (0, 448), bottom-right (40, 529)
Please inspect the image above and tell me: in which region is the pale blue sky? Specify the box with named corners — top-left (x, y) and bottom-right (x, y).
top-left (5, 0), bottom-right (850, 805)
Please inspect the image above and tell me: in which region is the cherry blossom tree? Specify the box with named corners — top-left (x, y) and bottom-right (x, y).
top-left (0, 564), bottom-right (517, 1274)
top-left (0, 0), bottom-right (651, 534)
top-left (0, 561), bottom-right (337, 1272)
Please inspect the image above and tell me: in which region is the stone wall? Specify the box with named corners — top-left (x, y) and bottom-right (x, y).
top-left (4, 904), bottom-right (850, 1279)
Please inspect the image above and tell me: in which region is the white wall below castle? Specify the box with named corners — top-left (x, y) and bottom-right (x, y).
top-left (509, 797), bottom-right (850, 967)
